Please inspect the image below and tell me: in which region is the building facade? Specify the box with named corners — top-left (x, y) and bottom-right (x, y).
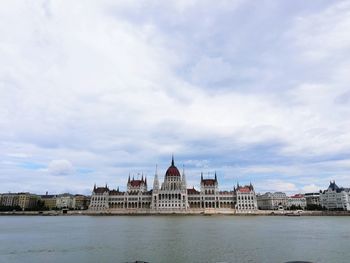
top-left (89, 157), bottom-right (257, 213)
top-left (320, 181), bottom-right (350, 211)
top-left (18, 193), bottom-right (39, 210)
top-left (56, 193), bottom-right (75, 209)
top-left (287, 194), bottom-right (306, 209)
top-left (234, 183), bottom-right (258, 212)
top-left (73, 195), bottom-right (90, 210)
top-left (40, 194), bottom-right (57, 209)
top-left (0, 193), bottom-right (19, 207)
top-left (257, 192), bottom-right (288, 210)
top-left (305, 192), bottom-right (320, 207)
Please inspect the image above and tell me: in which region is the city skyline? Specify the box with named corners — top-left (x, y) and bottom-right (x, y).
top-left (1, 1), bottom-right (350, 195)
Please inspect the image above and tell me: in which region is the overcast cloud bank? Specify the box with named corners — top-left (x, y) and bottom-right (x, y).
top-left (1, 1), bottom-right (350, 194)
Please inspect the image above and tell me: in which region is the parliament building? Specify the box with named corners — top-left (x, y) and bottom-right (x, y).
top-left (89, 157), bottom-right (257, 213)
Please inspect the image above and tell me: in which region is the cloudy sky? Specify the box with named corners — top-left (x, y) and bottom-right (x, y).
top-left (1, 0), bottom-right (350, 195)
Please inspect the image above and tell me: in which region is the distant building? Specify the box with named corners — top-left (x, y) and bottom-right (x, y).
top-left (40, 194), bottom-right (57, 209)
top-left (320, 181), bottom-right (350, 211)
top-left (234, 183), bottom-right (258, 212)
top-left (0, 193), bottom-right (19, 207)
top-left (18, 193), bottom-right (39, 210)
top-left (257, 192), bottom-right (288, 210)
top-left (56, 193), bottom-right (75, 209)
top-left (89, 157), bottom-right (256, 213)
top-left (73, 195), bottom-right (90, 210)
top-left (90, 186), bottom-right (109, 210)
top-left (287, 194), bottom-right (306, 209)
top-left (305, 192), bottom-right (320, 207)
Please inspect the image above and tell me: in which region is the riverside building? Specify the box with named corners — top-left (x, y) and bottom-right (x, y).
top-left (304, 192), bottom-right (320, 207)
top-left (89, 157), bottom-right (257, 213)
top-left (257, 192), bottom-right (288, 210)
top-left (287, 194), bottom-right (306, 209)
top-left (320, 181), bottom-right (350, 211)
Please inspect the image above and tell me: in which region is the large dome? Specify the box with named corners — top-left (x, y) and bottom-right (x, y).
top-left (165, 156), bottom-right (181, 177)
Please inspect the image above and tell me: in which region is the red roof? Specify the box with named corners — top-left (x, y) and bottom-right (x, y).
top-left (166, 166), bottom-right (181, 177)
top-left (202, 179), bottom-right (216, 186)
top-left (237, 186), bottom-right (251, 193)
top-left (290, 194), bottom-right (304, 198)
top-left (219, 191), bottom-right (233, 195)
top-left (130, 180), bottom-right (143, 187)
top-left (187, 188), bottom-right (200, 195)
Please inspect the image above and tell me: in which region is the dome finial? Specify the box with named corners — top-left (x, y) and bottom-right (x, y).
top-left (171, 154), bottom-right (174, 166)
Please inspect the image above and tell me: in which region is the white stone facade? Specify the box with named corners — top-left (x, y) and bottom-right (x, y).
top-left (56, 193), bottom-right (75, 209)
top-left (320, 181), bottom-right (350, 211)
top-left (287, 194), bottom-right (306, 209)
top-left (234, 184), bottom-right (258, 212)
top-left (89, 157), bottom-right (257, 213)
top-left (257, 192), bottom-right (288, 210)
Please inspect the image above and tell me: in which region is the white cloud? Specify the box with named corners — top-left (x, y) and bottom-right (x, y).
top-left (48, 159), bottom-right (74, 176)
top-left (302, 184), bottom-right (322, 193)
top-left (256, 180), bottom-right (298, 195)
top-left (0, 1), bottom-right (350, 193)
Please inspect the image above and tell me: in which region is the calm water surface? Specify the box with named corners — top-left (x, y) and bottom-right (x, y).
top-left (0, 215), bottom-right (349, 263)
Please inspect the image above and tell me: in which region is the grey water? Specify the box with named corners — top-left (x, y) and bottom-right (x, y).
top-left (0, 216), bottom-right (349, 263)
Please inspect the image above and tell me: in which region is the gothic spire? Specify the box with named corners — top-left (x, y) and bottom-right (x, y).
top-left (153, 165), bottom-right (159, 191)
top-left (182, 165), bottom-right (187, 189)
top-left (171, 154), bottom-right (174, 166)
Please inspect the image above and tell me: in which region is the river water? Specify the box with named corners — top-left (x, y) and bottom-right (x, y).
top-left (0, 215), bottom-right (349, 263)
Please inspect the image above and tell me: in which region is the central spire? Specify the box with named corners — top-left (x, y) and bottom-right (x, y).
top-left (171, 154), bottom-right (175, 166)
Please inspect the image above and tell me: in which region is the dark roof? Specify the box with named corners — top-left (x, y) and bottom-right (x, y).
top-left (202, 179), bottom-right (216, 186)
top-left (94, 187), bottom-right (109, 194)
top-left (109, 189), bottom-right (124, 195)
top-left (328, 181), bottom-right (339, 191)
top-left (187, 187), bottom-right (200, 195)
top-left (325, 181), bottom-right (348, 193)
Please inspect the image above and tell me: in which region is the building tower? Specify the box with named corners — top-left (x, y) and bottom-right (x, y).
top-left (152, 165), bottom-right (160, 210)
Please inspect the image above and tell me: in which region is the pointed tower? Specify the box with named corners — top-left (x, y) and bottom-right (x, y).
top-left (182, 165), bottom-right (187, 191)
top-left (152, 164), bottom-right (160, 210)
top-left (153, 165), bottom-right (159, 191)
top-left (171, 154), bottom-right (175, 166)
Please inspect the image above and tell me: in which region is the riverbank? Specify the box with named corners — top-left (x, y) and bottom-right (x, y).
top-left (1, 210), bottom-right (350, 216)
